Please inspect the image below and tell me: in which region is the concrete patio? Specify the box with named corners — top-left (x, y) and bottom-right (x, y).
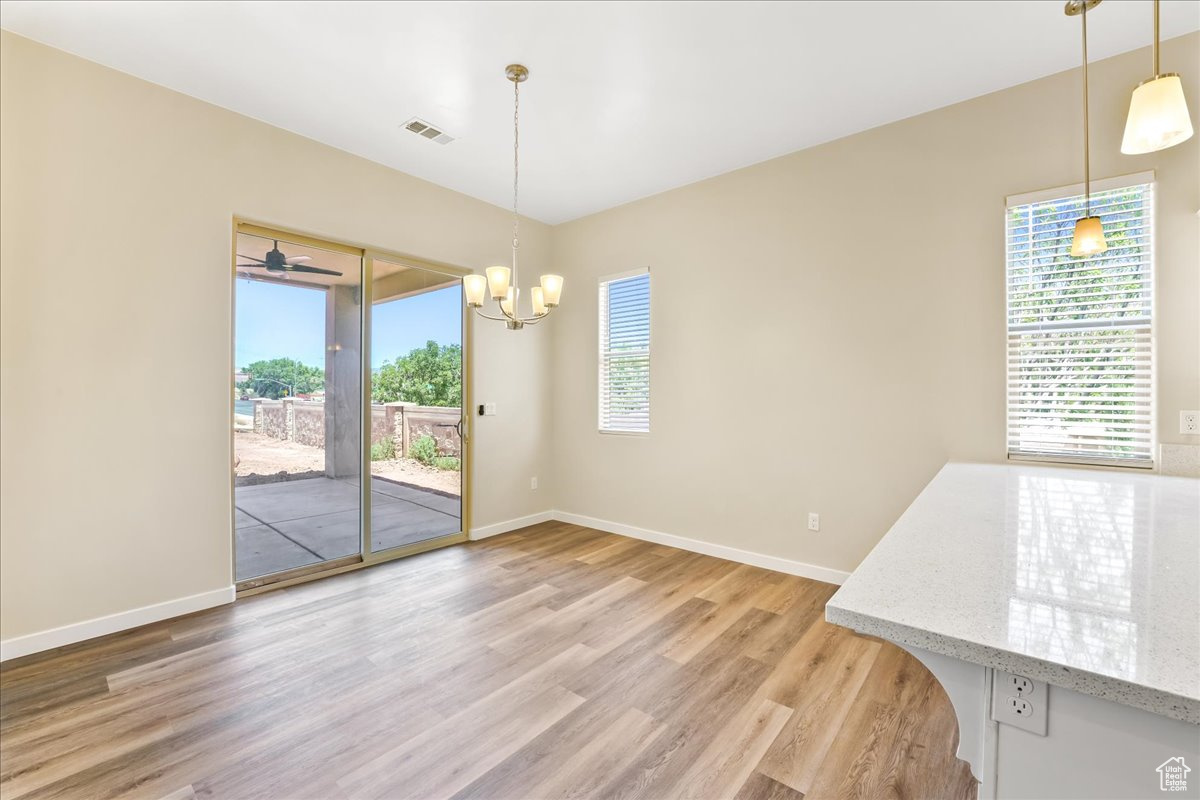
top-left (235, 476), bottom-right (461, 581)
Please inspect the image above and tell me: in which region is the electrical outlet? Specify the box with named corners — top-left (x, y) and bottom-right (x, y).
top-left (1181, 411), bottom-right (1199, 435)
top-left (1007, 696), bottom-right (1034, 716)
top-left (1006, 673), bottom-right (1035, 696)
top-left (991, 671), bottom-right (1048, 735)
top-left (807, 512), bottom-right (820, 532)
top-left (530, 477), bottom-right (538, 490)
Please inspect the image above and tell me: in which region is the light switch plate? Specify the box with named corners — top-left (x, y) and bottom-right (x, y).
top-left (991, 670), bottom-right (1047, 736)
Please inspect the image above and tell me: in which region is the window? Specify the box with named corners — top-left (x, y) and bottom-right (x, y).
top-left (1005, 175), bottom-right (1154, 468)
top-left (599, 268), bottom-right (650, 434)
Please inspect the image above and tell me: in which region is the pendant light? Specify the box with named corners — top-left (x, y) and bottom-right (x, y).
top-left (463, 65), bottom-right (564, 330)
top-left (1066, 0), bottom-right (1107, 258)
top-left (1121, 0), bottom-right (1194, 154)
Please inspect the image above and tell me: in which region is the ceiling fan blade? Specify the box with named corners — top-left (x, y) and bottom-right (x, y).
top-left (285, 255), bottom-right (312, 264)
top-left (236, 253), bottom-right (268, 264)
top-left (285, 264), bottom-right (344, 277)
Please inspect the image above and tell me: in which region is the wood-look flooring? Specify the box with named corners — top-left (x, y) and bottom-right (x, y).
top-left (0, 522), bottom-right (976, 800)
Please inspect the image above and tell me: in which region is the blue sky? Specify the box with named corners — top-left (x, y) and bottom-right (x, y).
top-left (235, 279), bottom-right (462, 370)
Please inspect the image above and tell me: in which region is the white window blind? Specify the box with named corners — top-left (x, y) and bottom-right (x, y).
top-left (599, 269), bottom-right (650, 433)
top-left (1005, 180), bottom-right (1154, 468)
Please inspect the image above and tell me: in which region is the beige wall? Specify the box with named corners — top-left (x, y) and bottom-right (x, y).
top-left (3, 29), bottom-right (1198, 644)
top-left (548, 34), bottom-right (1200, 575)
top-left (0, 31), bottom-right (554, 640)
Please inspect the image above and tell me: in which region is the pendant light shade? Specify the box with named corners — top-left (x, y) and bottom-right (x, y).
top-left (1121, 73), bottom-right (1193, 154)
top-left (500, 287), bottom-right (519, 317)
top-left (485, 266), bottom-right (511, 300)
top-left (1121, 1), bottom-right (1193, 155)
top-left (463, 274), bottom-right (488, 307)
top-left (1070, 216), bottom-right (1108, 257)
top-left (539, 274), bottom-right (564, 307)
top-left (1118, 73), bottom-right (1195, 153)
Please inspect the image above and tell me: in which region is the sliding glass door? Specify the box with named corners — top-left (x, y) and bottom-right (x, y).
top-left (232, 225), bottom-right (468, 590)
top-left (233, 231), bottom-right (363, 585)
top-left (367, 257), bottom-right (464, 554)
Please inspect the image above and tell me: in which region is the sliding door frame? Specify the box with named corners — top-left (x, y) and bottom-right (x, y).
top-left (231, 219), bottom-right (473, 596)
top-left (359, 250), bottom-right (473, 562)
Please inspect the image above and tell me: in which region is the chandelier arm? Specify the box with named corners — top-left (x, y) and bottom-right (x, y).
top-left (492, 293), bottom-right (519, 323)
top-left (473, 304), bottom-right (554, 325)
top-left (473, 309), bottom-right (514, 322)
top-left (518, 306), bottom-right (555, 324)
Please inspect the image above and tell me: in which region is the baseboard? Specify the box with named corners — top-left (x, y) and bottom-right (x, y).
top-left (551, 510), bottom-right (851, 585)
top-left (0, 585), bottom-right (235, 662)
top-left (1, 512), bottom-right (845, 661)
top-left (468, 510), bottom-right (556, 540)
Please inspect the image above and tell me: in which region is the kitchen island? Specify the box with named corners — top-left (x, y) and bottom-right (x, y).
top-left (827, 462), bottom-right (1199, 799)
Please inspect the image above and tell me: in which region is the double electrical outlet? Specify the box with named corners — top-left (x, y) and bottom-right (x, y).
top-left (991, 670), bottom-right (1047, 736)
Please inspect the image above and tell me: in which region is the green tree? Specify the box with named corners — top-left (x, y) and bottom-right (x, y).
top-left (372, 341), bottom-right (461, 407)
top-left (239, 358), bottom-right (324, 399)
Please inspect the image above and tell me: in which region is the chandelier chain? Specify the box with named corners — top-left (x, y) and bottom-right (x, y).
top-left (513, 77), bottom-right (520, 252)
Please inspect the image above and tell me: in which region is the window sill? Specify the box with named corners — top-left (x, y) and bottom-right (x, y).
top-left (1007, 452), bottom-right (1154, 470)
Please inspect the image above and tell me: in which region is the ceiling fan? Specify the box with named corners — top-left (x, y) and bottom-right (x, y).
top-left (237, 241), bottom-right (343, 277)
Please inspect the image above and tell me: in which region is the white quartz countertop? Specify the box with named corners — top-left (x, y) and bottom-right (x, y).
top-left (826, 462), bottom-right (1200, 724)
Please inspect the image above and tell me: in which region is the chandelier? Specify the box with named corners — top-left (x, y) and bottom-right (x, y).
top-left (463, 65), bottom-right (563, 329)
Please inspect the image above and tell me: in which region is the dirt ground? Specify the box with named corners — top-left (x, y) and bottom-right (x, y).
top-left (372, 458), bottom-right (461, 496)
top-left (235, 432), bottom-right (461, 496)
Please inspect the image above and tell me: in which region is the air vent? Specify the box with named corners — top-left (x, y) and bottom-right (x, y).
top-left (401, 117), bottom-right (455, 145)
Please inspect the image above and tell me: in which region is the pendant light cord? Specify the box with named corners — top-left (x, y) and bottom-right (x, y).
top-left (1082, 0), bottom-right (1091, 217)
top-left (1153, 0), bottom-right (1160, 76)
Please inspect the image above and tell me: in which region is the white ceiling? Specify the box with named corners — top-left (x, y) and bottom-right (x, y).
top-left (2, 1), bottom-right (1197, 223)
